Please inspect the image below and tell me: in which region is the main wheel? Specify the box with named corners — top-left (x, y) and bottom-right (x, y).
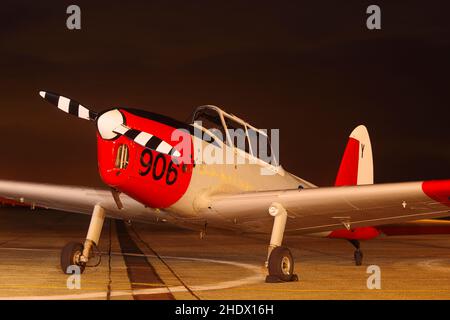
top-left (354, 249), bottom-right (363, 266)
top-left (60, 242), bottom-right (85, 274)
top-left (268, 246), bottom-right (296, 282)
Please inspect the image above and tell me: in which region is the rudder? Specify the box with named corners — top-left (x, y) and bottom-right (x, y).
top-left (335, 125), bottom-right (373, 186)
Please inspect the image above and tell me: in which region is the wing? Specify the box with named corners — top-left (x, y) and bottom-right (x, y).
top-left (0, 180), bottom-right (160, 223)
top-left (377, 218), bottom-right (450, 236)
top-left (198, 180), bottom-right (450, 234)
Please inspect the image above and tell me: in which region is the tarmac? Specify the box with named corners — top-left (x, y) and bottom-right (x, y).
top-left (0, 207), bottom-right (450, 300)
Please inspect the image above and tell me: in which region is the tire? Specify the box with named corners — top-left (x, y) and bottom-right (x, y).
top-left (60, 242), bottom-right (85, 274)
top-left (268, 246), bottom-right (295, 281)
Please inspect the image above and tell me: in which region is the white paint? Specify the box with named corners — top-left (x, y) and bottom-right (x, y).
top-left (418, 259), bottom-right (450, 273)
top-left (97, 109), bottom-right (124, 140)
top-left (350, 125), bottom-right (373, 186)
top-left (57, 96), bottom-right (70, 113)
top-left (78, 106), bottom-right (90, 120)
top-left (0, 254), bottom-right (264, 300)
top-left (85, 204), bottom-right (105, 245)
top-left (113, 124), bottom-right (128, 135)
top-left (268, 204), bottom-right (278, 217)
top-left (268, 202), bottom-right (287, 247)
top-left (134, 132), bottom-right (153, 146)
top-left (0, 247), bottom-right (59, 252)
top-left (156, 141), bottom-right (172, 155)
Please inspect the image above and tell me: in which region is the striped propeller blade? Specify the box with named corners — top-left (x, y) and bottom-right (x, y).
top-left (39, 91), bottom-right (97, 121)
top-left (113, 124), bottom-right (181, 157)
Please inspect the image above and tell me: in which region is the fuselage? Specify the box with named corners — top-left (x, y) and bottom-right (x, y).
top-left (96, 107), bottom-right (314, 232)
top-left (96, 107), bottom-right (418, 241)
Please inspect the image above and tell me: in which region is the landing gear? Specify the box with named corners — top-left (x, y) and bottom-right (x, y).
top-left (266, 246), bottom-right (298, 282)
top-left (60, 205), bottom-right (105, 274)
top-left (354, 249), bottom-right (363, 266)
top-left (61, 242), bottom-right (85, 274)
top-left (349, 239), bottom-right (363, 266)
top-left (265, 202), bottom-right (298, 283)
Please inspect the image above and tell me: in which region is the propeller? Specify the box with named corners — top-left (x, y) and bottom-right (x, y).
top-left (39, 91), bottom-right (181, 157)
top-left (113, 124), bottom-right (181, 157)
top-left (39, 91), bottom-right (97, 121)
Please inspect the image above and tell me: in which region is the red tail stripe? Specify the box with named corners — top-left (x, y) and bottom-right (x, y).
top-left (335, 137), bottom-right (359, 186)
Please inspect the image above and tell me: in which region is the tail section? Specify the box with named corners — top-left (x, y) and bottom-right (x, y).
top-left (335, 125), bottom-right (373, 186)
top-left (328, 125), bottom-right (380, 242)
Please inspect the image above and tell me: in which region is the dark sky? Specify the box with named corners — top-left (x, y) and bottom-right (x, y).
top-left (0, 1), bottom-right (449, 187)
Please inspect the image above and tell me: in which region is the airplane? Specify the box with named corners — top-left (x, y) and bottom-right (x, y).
top-left (0, 90), bottom-right (449, 283)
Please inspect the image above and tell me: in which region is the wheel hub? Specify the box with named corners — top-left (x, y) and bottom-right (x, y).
top-left (281, 256), bottom-right (291, 275)
top-left (73, 250), bottom-right (82, 265)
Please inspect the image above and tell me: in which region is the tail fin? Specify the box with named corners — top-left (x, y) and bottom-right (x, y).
top-left (335, 125), bottom-right (373, 186)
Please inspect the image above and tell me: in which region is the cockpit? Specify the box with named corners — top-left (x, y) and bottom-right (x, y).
top-left (191, 105), bottom-right (278, 166)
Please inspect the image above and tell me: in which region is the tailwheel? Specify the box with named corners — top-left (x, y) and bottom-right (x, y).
top-left (354, 249), bottom-right (363, 266)
top-left (60, 242), bottom-right (86, 274)
top-left (266, 246), bottom-right (298, 283)
top-left (348, 239), bottom-right (364, 266)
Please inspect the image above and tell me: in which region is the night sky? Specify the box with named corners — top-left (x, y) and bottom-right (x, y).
top-left (0, 1), bottom-right (449, 187)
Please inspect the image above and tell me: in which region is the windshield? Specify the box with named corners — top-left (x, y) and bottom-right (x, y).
top-left (192, 107), bottom-right (226, 140)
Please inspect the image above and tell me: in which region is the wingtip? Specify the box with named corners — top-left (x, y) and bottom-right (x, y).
top-left (39, 91), bottom-right (46, 98)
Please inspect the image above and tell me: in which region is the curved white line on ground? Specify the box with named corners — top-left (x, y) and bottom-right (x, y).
top-left (0, 247), bottom-right (59, 252)
top-left (1, 255), bottom-right (265, 300)
top-left (418, 259), bottom-right (450, 273)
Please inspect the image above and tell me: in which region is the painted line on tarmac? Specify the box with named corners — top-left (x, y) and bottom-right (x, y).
top-left (115, 220), bottom-right (174, 300)
top-left (0, 256), bottom-right (264, 300)
top-left (127, 224), bottom-right (201, 300)
top-left (418, 259), bottom-right (450, 273)
top-left (0, 247), bottom-right (59, 252)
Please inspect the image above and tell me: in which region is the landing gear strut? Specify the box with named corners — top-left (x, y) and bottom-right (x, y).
top-left (265, 202), bottom-right (298, 283)
top-left (60, 204), bottom-right (105, 274)
top-left (349, 239), bottom-right (363, 266)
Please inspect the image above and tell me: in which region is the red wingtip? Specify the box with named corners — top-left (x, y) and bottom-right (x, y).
top-left (422, 180), bottom-right (450, 207)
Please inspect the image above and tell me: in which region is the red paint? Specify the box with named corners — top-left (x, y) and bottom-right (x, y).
top-left (335, 137), bottom-right (359, 186)
top-left (329, 137), bottom-right (380, 240)
top-left (0, 197), bottom-right (33, 207)
top-left (97, 109), bottom-right (193, 209)
top-left (422, 180), bottom-right (450, 207)
top-left (328, 227), bottom-right (380, 240)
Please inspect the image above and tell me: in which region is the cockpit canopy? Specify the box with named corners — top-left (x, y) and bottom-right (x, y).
top-left (191, 105), bottom-right (278, 166)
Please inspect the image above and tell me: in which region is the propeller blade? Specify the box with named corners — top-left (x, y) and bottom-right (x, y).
top-left (113, 124), bottom-right (181, 157)
top-left (39, 91), bottom-right (97, 121)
